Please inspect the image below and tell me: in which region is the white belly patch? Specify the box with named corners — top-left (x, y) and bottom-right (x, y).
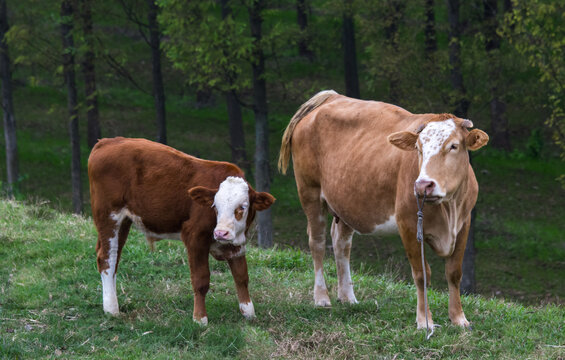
top-left (370, 215), bottom-right (398, 235)
top-left (111, 208), bottom-right (181, 240)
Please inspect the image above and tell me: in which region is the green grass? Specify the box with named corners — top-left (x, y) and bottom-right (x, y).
top-left (1, 199), bottom-right (564, 359)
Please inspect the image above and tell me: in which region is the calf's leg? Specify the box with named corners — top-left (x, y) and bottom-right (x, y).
top-left (185, 237), bottom-right (211, 325)
top-left (398, 222), bottom-right (434, 329)
top-left (95, 213), bottom-right (132, 315)
top-left (228, 255), bottom-right (255, 319)
top-left (330, 218), bottom-right (357, 304)
top-left (445, 220), bottom-right (470, 327)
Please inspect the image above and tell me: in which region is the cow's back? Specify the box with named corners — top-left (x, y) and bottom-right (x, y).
top-left (291, 97), bottom-right (421, 233)
top-left (88, 137), bottom-right (243, 235)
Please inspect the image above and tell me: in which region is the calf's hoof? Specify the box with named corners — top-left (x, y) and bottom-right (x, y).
top-left (239, 301), bottom-right (256, 320)
top-left (193, 316), bottom-right (208, 326)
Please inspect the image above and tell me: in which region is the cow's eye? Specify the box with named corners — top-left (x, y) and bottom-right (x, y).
top-left (450, 144), bottom-right (458, 151)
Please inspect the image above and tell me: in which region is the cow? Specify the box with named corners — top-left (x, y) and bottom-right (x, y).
top-left (278, 90), bottom-right (488, 329)
top-left (88, 137), bottom-right (275, 325)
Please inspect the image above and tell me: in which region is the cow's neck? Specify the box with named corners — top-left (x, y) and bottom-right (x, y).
top-left (425, 173), bottom-right (470, 258)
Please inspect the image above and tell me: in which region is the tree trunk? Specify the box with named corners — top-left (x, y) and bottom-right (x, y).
top-left (249, 0), bottom-right (273, 248)
top-left (61, 0), bottom-right (83, 214)
top-left (424, 0), bottom-right (437, 57)
top-left (147, 0), bottom-right (166, 144)
top-left (220, 0), bottom-right (249, 173)
top-left (484, 0), bottom-right (510, 151)
top-left (342, 0), bottom-right (360, 99)
top-left (447, 0), bottom-right (473, 294)
top-left (80, 0), bottom-right (101, 149)
top-left (296, 0), bottom-right (313, 60)
top-left (447, 0), bottom-right (469, 118)
top-left (0, 0), bottom-right (18, 198)
top-left (383, 1), bottom-right (404, 104)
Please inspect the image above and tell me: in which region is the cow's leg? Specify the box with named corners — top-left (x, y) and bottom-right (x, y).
top-left (297, 185), bottom-right (330, 307)
top-left (398, 222), bottom-right (434, 329)
top-left (330, 218), bottom-right (358, 304)
top-left (184, 234), bottom-right (211, 325)
top-left (227, 255), bottom-right (255, 319)
top-left (95, 213), bottom-right (132, 315)
top-left (445, 220), bottom-right (470, 327)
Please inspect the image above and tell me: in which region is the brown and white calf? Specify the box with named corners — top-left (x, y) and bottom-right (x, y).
top-left (88, 137), bottom-right (275, 325)
top-left (279, 91), bottom-right (488, 329)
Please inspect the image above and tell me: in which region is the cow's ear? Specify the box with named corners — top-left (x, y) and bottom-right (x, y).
top-left (388, 131), bottom-right (418, 151)
top-left (188, 186), bottom-right (217, 207)
top-left (466, 129), bottom-right (489, 151)
top-left (252, 191), bottom-right (276, 211)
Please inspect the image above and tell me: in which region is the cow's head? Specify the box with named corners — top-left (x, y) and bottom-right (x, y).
top-left (388, 116), bottom-right (489, 203)
top-left (188, 176), bottom-right (275, 245)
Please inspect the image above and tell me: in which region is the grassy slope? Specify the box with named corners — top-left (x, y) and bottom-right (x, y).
top-left (1, 200), bottom-right (564, 359)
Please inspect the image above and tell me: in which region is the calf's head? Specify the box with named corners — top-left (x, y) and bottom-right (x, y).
top-left (189, 176), bottom-right (275, 245)
top-left (388, 116), bottom-right (489, 203)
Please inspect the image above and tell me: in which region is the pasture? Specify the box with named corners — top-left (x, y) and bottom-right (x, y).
top-left (1, 199), bottom-right (564, 359)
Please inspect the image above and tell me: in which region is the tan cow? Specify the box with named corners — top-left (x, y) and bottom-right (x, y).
top-left (279, 91), bottom-right (488, 329)
top-left (88, 137), bottom-right (275, 325)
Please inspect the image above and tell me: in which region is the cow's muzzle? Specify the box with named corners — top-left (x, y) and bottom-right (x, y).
top-left (414, 179), bottom-right (442, 203)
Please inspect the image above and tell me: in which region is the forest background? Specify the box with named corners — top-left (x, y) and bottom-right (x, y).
top-left (0, 0), bottom-right (564, 307)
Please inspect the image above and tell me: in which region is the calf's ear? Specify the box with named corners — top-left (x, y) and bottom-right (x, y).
top-left (252, 191), bottom-right (276, 211)
top-left (188, 186), bottom-right (217, 207)
top-left (388, 131), bottom-right (418, 151)
top-left (466, 129), bottom-right (489, 151)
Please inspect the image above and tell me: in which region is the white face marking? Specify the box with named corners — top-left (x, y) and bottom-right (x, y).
top-left (416, 119), bottom-right (456, 196)
top-left (213, 177), bottom-right (250, 245)
top-left (239, 301), bottom-right (255, 319)
top-left (371, 215), bottom-right (398, 235)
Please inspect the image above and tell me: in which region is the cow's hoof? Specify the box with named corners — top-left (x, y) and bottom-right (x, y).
top-left (193, 316), bottom-right (208, 326)
top-left (314, 297), bottom-right (332, 307)
top-left (451, 315), bottom-right (470, 328)
top-left (337, 294), bottom-right (358, 304)
top-left (103, 304), bottom-right (120, 316)
top-left (239, 301), bottom-right (255, 319)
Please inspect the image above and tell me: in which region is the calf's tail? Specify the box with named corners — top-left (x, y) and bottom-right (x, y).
top-left (278, 90), bottom-right (338, 175)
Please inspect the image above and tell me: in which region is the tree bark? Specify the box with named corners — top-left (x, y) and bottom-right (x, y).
top-left (383, 0), bottom-right (404, 104)
top-left (447, 0), bottom-right (473, 294)
top-left (249, 0), bottom-right (273, 248)
top-left (342, 0), bottom-right (360, 99)
top-left (61, 0), bottom-right (83, 214)
top-left (80, 0), bottom-right (101, 149)
top-left (0, 0), bottom-right (18, 198)
top-left (447, 0), bottom-right (469, 118)
top-left (424, 0), bottom-right (437, 57)
top-left (220, 0), bottom-right (249, 173)
top-left (147, 0), bottom-right (166, 144)
top-left (296, 0), bottom-right (313, 60)
top-left (484, 0), bottom-right (510, 151)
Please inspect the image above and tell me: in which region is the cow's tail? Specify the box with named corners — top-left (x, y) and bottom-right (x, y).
top-left (278, 90), bottom-right (338, 175)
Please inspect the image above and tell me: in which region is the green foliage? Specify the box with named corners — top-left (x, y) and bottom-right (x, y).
top-left (504, 0), bottom-right (565, 184)
top-left (1, 200), bottom-right (565, 359)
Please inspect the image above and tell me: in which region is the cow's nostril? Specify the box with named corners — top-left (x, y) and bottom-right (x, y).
top-left (214, 230), bottom-right (230, 240)
top-left (415, 179), bottom-right (436, 196)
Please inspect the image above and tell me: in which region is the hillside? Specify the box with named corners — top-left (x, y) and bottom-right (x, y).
top-left (1, 200), bottom-right (563, 359)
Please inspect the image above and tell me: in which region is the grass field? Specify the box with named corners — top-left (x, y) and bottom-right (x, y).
top-left (1, 199), bottom-right (564, 359)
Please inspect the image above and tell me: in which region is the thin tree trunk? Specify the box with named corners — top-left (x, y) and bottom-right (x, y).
top-left (424, 0), bottom-right (437, 57)
top-left (80, 0), bottom-right (101, 149)
top-left (484, 0), bottom-right (510, 151)
top-left (147, 0), bottom-right (166, 144)
top-left (296, 0), bottom-right (313, 60)
top-left (249, 0), bottom-right (273, 248)
top-left (447, 0), bottom-right (473, 294)
top-left (220, 0), bottom-right (249, 173)
top-left (61, 0), bottom-right (83, 214)
top-left (384, 1), bottom-right (404, 104)
top-left (447, 0), bottom-right (469, 118)
top-left (0, 0), bottom-right (18, 198)
top-left (342, 0), bottom-right (360, 99)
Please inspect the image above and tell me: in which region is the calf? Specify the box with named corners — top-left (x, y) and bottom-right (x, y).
top-left (88, 137), bottom-right (275, 325)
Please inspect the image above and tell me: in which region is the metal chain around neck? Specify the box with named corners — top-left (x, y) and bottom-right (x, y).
top-left (416, 193), bottom-right (434, 340)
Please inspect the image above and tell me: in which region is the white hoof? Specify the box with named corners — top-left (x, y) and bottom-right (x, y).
top-left (239, 301), bottom-right (256, 319)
